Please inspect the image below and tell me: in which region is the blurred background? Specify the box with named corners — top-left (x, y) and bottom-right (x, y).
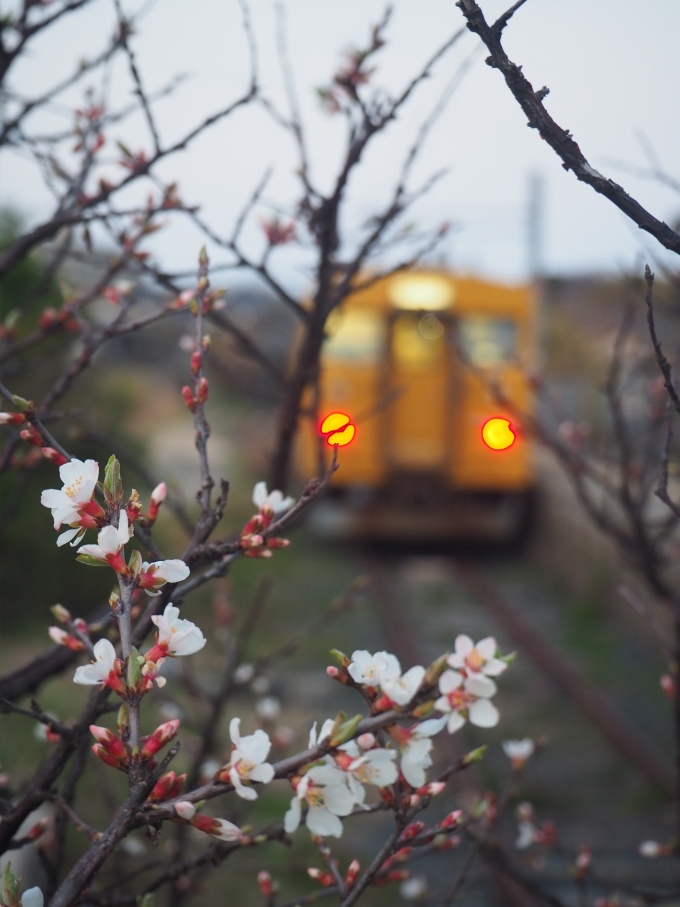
top-left (2, 2), bottom-right (680, 905)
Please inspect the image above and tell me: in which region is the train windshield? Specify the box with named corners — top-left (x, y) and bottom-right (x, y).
top-left (459, 317), bottom-right (517, 368)
top-left (324, 309), bottom-right (386, 364)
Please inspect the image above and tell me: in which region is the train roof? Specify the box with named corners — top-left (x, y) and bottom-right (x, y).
top-left (346, 269), bottom-right (534, 317)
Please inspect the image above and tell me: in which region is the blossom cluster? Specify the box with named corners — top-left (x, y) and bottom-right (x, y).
top-left (40, 456), bottom-right (189, 591)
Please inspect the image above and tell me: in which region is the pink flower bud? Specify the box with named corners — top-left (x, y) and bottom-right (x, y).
top-left (140, 719), bottom-right (180, 760)
top-left (151, 482), bottom-right (167, 505)
top-left (345, 860), bottom-right (360, 887)
top-left (307, 869), bottom-right (334, 887)
top-left (418, 781), bottom-right (446, 797)
top-left (326, 665), bottom-right (350, 685)
top-left (257, 871), bottom-right (274, 897)
top-left (400, 822), bottom-right (424, 842)
top-left (266, 537), bottom-right (289, 549)
top-left (20, 426), bottom-right (43, 446)
top-left (357, 733), bottom-right (377, 750)
top-left (181, 386), bottom-right (195, 410)
top-left (48, 627), bottom-right (84, 651)
top-left (190, 351), bottom-right (202, 375)
top-left (661, 674), bottom-right (676, 699)
top-left (437, 810), bottom-right (463, 829)
top-left (197, 377), bottom-right (209, 403)
top-left (41, 447), bottom-right (68, 466)
top-left (149, 770), bottom-right (186, 803)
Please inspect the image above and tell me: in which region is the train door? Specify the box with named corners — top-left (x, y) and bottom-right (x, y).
top-left (386, 310), bottom-right (456, 479)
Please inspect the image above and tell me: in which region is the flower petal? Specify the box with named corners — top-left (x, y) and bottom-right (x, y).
top-left (284, 797), bottom-right (301, 833)
top-left (469, 698), bottom-right (500, 728)
top-left (438, 669), bottom-right (464, 695)
top-left (465, 675), bottom-right (497, 699)
top-left (306, 806), bottom-right (343, 838)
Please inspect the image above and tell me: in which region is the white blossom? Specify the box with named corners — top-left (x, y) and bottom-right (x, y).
top-left (255, 696), bottom-right (281, 721)
top-left (400, 716), bottom-right (447, 788)
top-left (640, 840), bottom-right (662, 858)
top-left (448, 635), bottom-right (507, 677)
top-left (379, 663), bottom-right (426, 707)
top-left (40, 458), bottom-right (99, 530)
top-left (503, 739), bottom-right (535, 769)
top-left (284, 764), bottom-right (355, 838)
top-left (400, 876), bottom-right (428, 900)
top-left (150, 604), bottom-right (206, 657)
top-left (252, 481), bottom-right (295, 514)
top-left (234, 663), bottom-right (255, 685)
top-left (225, 718), bottom-right (275, 800)
top-left (344, 747), bottom-right (398, 805)
top-left (73, 639), bottom-right (117, 685)
top-left (347, 650), bottom-right (399, 686)
top-left (21, 889), bottom-right (44, 907)
top-left (78, 511), bottom-right (131, 562)
top-left (140, 558), bottom-right (190, 593)
top-left (435, 669), bottom-right (499, 733)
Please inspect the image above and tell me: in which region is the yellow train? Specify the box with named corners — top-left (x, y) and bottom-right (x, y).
top-left (297, 270), bottom-right (538, 543)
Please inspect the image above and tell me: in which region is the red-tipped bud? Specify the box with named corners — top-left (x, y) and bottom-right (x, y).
top-left (266, 537), bottom-right (290, 549)
top-left (20, 426), bottom-right (43, 446)
top-left (42, 447), bottom-right (68, 466)
top-left (385, 870), bottom-right (410, 882)
top-left (140, 719), bottom-right (180, 760)
top-left (400, 821), bottom-right (424, 842)
top-left (418, 781), bottom-right (446, 797)
top-left (48, 626), bottom-right (84, 651)
top-left (437, 810), bottom-right (463, 830)
top-left (345, 859), bottom-right (360, 888)
top-left (197, 377), bottom-right (209, 403)
top-left (661, 674), bottom-right (676, 699)
top-left (371, 694), bottom-right (393, 713)
top-left (0, 412), bottom-right (26, 425)
top-left (149, 770), bottom-right (187, 802)
top-left (90, 725), bottom-right (128, 770)
top-left (181, 386), bottom-right (196, 411)
top-left (307, 869), bottom-right (334, 887)
top-left (73, 618), bottom-right (89, 635)
top-left (326, 665), bottom-right (351, 685)
top-left (190, 351), bottom-right (202, 375)
top-left (257, 871), bottom-right (274, 897)
top-left (25, 818), bottom-right (49, 842)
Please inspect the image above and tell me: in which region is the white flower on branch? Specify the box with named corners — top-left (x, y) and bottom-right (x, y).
top-left (138, 558), bottom-right (190, 593)
top-left (252, 481), bottom-right (295, 515)
top-left (77, 511), bottom-right (132, 573)
top-left (435, 670), bottom-right (499, 733)
top-left (379, 662), bottom-right (426, 707)
top-left (284, 765), bottom-right (355, 838)
top-left (399, 716), bottom-right (447, 788)
top-left (41, 458), bottom-right (102, 545)
top-left (73, 639), bottom-right (124, 693)
top-left (217, 718), bottom-right (274, 800)
top-left (146, 604), bottom-right (206, 662)
top-left (347, 649), bottom-right (399, 686)
top-left (336, 742), bottom-right (398, 805)
top-left (447, 635), bottom-right (508, 677)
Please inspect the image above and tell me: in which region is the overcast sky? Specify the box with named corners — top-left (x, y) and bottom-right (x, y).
top-left (3, 0), bottom-right (680, 290)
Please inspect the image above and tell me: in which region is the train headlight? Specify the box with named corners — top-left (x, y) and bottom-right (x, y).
top-left (482, 417), bottom-right (515, 451)
top-left (320, 412), bottom-right (356, 447)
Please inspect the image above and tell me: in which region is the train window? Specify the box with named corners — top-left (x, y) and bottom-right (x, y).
top-left (324, 309), bottom-right (386, 364)
top-left (459, 317), bottom-right (517, 368)
top-left (392, 312), bottom-right (445, 369)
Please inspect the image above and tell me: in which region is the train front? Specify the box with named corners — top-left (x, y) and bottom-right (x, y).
top-left (297, 270), bottom-right (538, 545)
